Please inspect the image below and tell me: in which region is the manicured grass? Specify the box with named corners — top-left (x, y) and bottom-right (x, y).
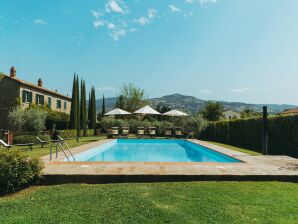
top-left (0, 182), bottom-right (297, 223)
top-left (207, 141), bottom-right (262, 156)
top-left (12, 136), bottom-right (107, 158)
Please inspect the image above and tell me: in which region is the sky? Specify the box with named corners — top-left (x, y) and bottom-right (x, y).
top-left (0, 0), bottom-right (298, 105)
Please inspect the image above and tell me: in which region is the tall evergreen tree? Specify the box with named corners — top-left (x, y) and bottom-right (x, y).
top-left (69, 74), bottom-right (78, 129)
top-left (90, 87), bottom-right (96, 129)
top-left (101, 94), bottom-right (106, 117)
top-left (76, 76), bottom-right (80, 134)
top-left (88, 92), bottom-right (91, 128)
top-left (115, 95), bottom-right (125, 109)
top-left (80, 79), bottom-right (87, 132)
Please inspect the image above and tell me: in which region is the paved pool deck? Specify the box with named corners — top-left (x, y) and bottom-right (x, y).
top-left (41, 139), bottom-right (298, 184)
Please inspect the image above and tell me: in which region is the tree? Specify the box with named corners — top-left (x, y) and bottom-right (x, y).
top-left (89, 87), bottom-right (96, 129)
top-left (115, 95), bottom-right (125, 109)
top-left (80, 80), bottom-right (87, 132)
top-left (69, 74), bottom-right (78, 129)
top-left (176, 114), bottom-right (208, 138)
top-left (118, 83), bottom-right (148, 112)
top-left (8, 107), bottom-right (25, 131)
top-left (76, 75), bottom-right (80, 134)
top-left (8, 107), bottom-right (47, 132)
top-left (156, 103), bottom-right (171, 114)
top-left (101, 94), bottom-right (106, 117)
top-left (88, 92), bottom-right (91, 128)
top-left (241, 108), bottom-right (262, 118)
top-left (199, 101), bottom-right (224, 121)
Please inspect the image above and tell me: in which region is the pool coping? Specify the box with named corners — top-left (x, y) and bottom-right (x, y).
top-left (41, 138), bottom-right (298, 183)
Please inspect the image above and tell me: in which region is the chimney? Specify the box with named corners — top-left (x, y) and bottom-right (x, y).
top-left (38, 78), bottom-right (43, 87)
top-left (10, 66), bottom-right (16, 78)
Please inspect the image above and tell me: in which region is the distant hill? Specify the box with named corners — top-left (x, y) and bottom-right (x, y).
top-left (96, 93), bottom-right (297, 114)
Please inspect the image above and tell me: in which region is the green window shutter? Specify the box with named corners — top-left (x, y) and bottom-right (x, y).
top-left (22, 91), bottom-right (26, 103)
top-left (29, 92), bottom-right (32, 103)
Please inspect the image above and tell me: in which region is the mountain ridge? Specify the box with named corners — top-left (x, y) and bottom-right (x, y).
top-left (96, 93), bottom-right (297, 114)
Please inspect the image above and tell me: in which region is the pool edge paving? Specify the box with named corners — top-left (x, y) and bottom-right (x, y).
top-left (41, 139), bottom-right (298, 184)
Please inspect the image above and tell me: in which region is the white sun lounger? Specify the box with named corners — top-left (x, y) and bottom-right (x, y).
top-left (0, 139), bottom-right (34, 150)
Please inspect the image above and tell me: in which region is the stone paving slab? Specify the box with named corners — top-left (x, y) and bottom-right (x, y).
top-left (41, 139), bottom-right (298, 183)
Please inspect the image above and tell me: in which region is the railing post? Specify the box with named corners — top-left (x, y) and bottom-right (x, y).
top-left (262, 106), bottom-right (268, 155)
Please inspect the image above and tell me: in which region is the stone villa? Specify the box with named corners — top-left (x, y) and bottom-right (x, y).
top-left (222, 109), bottom-right (241, 120)
top-left (0, 66), bottom-right (71, 129)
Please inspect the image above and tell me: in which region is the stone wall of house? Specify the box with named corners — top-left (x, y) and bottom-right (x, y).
top-left (0, 77), bottom-right (20, 129)
top-left (19, 85), bottom-right (71, 114)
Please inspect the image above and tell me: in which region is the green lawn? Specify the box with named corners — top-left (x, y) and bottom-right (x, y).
top-left (207, 141), bottom-right (262, 156)
top-left (12, 136), bottom-right (107, 158)
top-left (0, 182), bottom-right (297, 224)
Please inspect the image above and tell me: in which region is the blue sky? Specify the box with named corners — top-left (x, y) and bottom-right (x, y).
top-left (0, 0), bottom-right (298, 104)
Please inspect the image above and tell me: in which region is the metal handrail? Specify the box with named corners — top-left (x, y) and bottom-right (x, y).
top-left (49, 138), bottom-right (75, 162)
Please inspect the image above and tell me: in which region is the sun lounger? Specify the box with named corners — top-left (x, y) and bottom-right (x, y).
top-left (121, 127), bottom-right (129, 138)
top-left (165, 128), bottom-right (173, 138)
top-left (148, 127), bottom-right (156, 138)
top-left (0, 139), bottom-right (34, 150)
top-left (111, 127), bottom-right (120, 139)
top-left (137, 127), bottom-right (145, 138)
top-left (175, 127), bottom-right (184, 138)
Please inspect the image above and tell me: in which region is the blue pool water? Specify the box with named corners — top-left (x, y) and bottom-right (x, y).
top-left (73, 139), bottom-right (241, 163)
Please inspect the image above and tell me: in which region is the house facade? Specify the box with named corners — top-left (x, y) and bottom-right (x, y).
top-left (0, 66), bottom-right (71, 129)
top-left (222, 109), bottom-right (241, 120)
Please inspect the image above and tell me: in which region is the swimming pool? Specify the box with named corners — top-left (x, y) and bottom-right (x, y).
top-left (72, 139), bottom-right (241, 163)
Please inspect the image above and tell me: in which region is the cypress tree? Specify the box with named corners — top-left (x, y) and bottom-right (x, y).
top-left (88, 92), bottom-right (91, 128)
top-left (101, 94), bottom-right (106, 117)
top-left (80, 79), bottom-right (86, 132)
top-left (69, 74), bottom-right (77, 129)
top-left (93, 87), bottom-right (96, 129)
top-left (76, 75), bottom-right (80, 135)
top-left (90, 87), bottom-right (96, 129)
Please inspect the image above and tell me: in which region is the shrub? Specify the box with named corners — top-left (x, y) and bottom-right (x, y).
top-left (57, 129), bottom-right (78, 139)
top-left (0, 150), bottom-right (43, 195)
top-left (8, 107), bottom-right (47, 132)
top-left (200, 114), bottom-right (298, 157)
top-left (14, 134), bottom-right (51, 144)
top-left (79, 129), bottom-right (95, 137)
top-left (45, 111), bottom-right (70, 130)
top-left (175, 114), bottom-right (208, 138)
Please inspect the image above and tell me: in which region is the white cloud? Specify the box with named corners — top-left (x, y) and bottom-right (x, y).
top-left (198, 0), bottom-right (217, 6)
top-left (185, 0), bottom-right (194, 3)
top-left (169, 5), bottom-right (181, 13)
top-left (198, 89), bottom-right (214, 94)
top-left (105, 0), bottom-right (127, 14)
top-left (93, 20), bottom-right (105, 28)
top-left (229, 88), bottom-right (251, 93)
top-left (107, 22), bottom-right (116, 29)
top-left (91, 10), bottom-right (102, 19)
top-left (33, 19), bottom-right (47, 25)
top-left (148, 8), bottom-right (157, 19)
top-left (134, 17), bottom-right (149, 26)
top-left (110, 28), bottom-right (126, 41)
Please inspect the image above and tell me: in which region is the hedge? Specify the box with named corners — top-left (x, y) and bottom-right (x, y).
top-left (0, 150), bottom-right (43, 195)
top-left (58, 129), bottom-right (96, 138)
top-left (14, 134), bottom-right (51, 144)
top-left (199, 114), bottom-right (298, 158)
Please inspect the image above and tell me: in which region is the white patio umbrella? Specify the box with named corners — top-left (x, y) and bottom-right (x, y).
top-left (162, 109), bottom-right (188, 117)
top-left (134, 105), bottom-right (161, 115)
top-left (104, 108), bottom-right (132, 116)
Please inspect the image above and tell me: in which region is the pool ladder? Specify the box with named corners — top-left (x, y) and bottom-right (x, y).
top-left (49, 138), bottom-right (75, 162)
